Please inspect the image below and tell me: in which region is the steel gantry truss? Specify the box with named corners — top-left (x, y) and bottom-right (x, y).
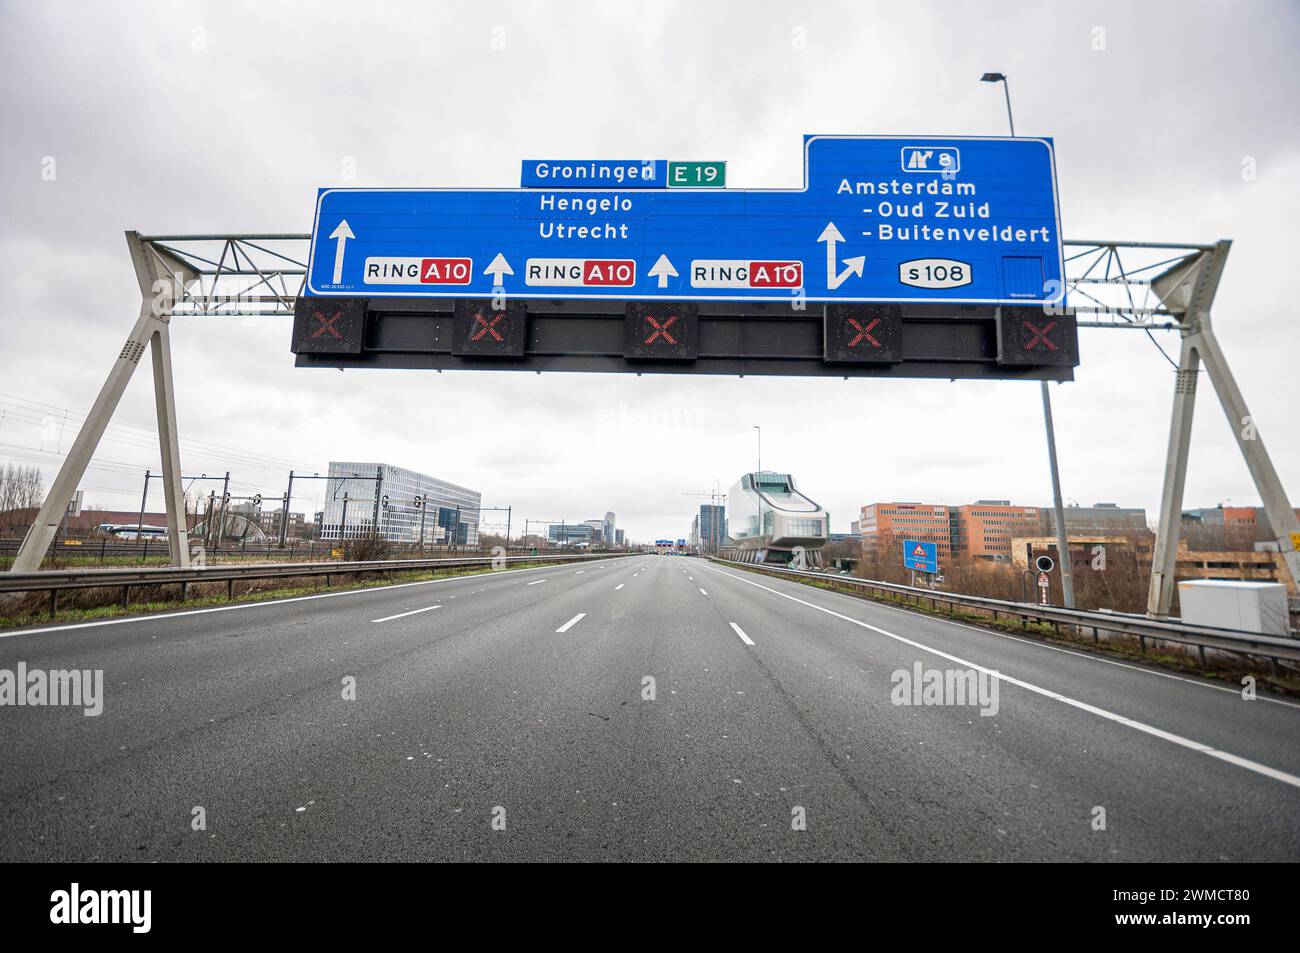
top-left (9, 233), bottom-right (1299, 620)
top-left (121, 234), bottom-right (1212, 324)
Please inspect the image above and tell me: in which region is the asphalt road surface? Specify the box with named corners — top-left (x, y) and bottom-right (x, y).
top-left (1, 555), bottom-right (1297, 862)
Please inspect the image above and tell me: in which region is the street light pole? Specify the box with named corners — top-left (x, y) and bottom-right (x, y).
top-left (981, 71), bottom-right (1075, 608)
top-left (752, 426), bottom-right (763, 553)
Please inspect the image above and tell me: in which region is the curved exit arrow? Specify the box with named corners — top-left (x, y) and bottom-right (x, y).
top-left (817, 222), bottom-right (866, 290)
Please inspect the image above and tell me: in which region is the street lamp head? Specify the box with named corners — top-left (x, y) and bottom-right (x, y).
top-left (981, 72), bottom-right (1006, 83)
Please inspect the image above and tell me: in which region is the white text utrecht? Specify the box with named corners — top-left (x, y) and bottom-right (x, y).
top-left (536, 193), bottom-right (635, 240)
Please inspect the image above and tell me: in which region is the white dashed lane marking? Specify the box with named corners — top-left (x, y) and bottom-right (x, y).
top-left (372, 605), bottom-right (442, 624)
top-left (729, 622), bottom-right (755, 646)
top-left (555, 613), bottom-right (587, 634)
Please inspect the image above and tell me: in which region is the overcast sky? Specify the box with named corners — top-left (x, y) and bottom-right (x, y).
top-left (1, 0), bottom-right (1297, 543)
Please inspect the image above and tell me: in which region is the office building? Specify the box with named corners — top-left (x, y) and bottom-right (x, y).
top-left (726, 472), bottom-right (829, 564)
top-left (1046, 502), bottom-right (1148, 535)
top-left (549, 523), bottom-right (595, 545)
top-left (319, 462), bottom-right (480, 544)
top-left (955, 501), bottom-right (1041, 561)
top-left (697, 503), bottom-right (727, 553)
top-left (860, 503), bottom-right (955, 561)
top-left (860, 499), bottom-right (1040, 562)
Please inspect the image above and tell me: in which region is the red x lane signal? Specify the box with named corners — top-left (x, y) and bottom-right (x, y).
top-left (625, 302), bottom-right (698, 360)
top-left (312, 311), bottom-right (343, 339)
top-left (996, 306), bottom-right (1078, 367)
top-left (645, 314), bottom-right (679, 345)
top-left (823, 304), bottom-right (902, 363)
top-left (452, 300), bottom-right (528, 358)
top-left (471, 312), bottom-right (505, 342)
top-left (291, 297), bottom-right (366, 355)
top-left (1022, 320), bottom-right (1058, 350)
top-left (846, 317), bottom-right (881, 348)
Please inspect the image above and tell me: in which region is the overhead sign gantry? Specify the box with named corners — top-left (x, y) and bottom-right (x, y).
top-left (293, 135), bottom-right (1076, 380)
top-left (305, 136), bottom-right (1063, 304)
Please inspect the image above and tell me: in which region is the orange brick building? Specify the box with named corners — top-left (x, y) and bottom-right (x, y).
top-left (953, 501), bottom-right (1040, 560)
top-left (859, 503), bottom-right (955, 561)
top-left (859, 499), bottom-right (1041, 564)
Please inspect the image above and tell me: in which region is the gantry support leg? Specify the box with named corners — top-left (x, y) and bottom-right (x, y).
top-left (1146, 240), bottom-right (1298, 615)
top-left (9, 232), bottom-right (194, 573)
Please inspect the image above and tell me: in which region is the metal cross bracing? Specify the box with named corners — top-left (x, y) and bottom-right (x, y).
top-left (1062, 239), bottom-right (1217, 329)
top-left (140, 233), bottom-right (308, 318)
top-left (135, 233), bottom-right (1212, 326)
top-left (9, 231), bottom-right (1298, 624)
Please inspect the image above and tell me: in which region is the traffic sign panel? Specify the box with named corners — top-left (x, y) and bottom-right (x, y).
top-left (306, 135), bottom-right (1064, 306)
top-left (903, 538), bottom-right (939, 574)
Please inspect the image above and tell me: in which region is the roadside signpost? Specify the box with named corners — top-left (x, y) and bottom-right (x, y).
top-left (1034, 553), bottom-right (1056, 605)
top-left (903, 539), bottom-right (939, 574)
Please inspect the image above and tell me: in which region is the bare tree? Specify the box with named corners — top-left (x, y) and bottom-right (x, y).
top-left (0, 464), bottom-right (44, 513)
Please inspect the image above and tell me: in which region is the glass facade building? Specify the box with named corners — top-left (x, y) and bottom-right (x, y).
top-left (725, 471), bottom-right (829, 563)
top-left (698, 503), bottom-right (727, 552)
top-left (319, 462), bottom-right (481, 544)
top-left (548, 523), bottom-right (595, 545)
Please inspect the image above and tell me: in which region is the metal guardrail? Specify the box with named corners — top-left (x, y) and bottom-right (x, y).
top-left (0, 537), bottom-right (602, 564)
top-left (0, 552), bottom-right (628, 620)
top-left (711, 559), bottom-right (1300, 668)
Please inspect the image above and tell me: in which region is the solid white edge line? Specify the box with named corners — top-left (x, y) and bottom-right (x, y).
top-left (702, 564), bottom-right (1300, 790)
top-left (864, 593), bottom-right (1300, 711)
top-left (555, 612), bottom-right (586, 634)
top-left (729, 622), bottom-right (755, 646)
top-left (372, 604), bottom-right (442, 623)
top-left (0, 561), bottom-right (590, 639)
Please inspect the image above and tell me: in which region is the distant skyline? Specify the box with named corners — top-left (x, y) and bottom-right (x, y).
top-left (1, 1), bottom-right (1297, 543)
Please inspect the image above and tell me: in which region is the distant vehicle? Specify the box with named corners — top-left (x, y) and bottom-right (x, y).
top-left (100, 523), bottom-right (168, 540)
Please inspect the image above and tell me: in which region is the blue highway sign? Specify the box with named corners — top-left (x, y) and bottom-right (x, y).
top-left (306, 135), bottom-right (1063, 305)
top-left (903, 539), bottom-right (939, 574)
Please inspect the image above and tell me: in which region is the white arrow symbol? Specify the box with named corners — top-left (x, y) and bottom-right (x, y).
top-left (817, 222), bottom-right (866, 290)
top-left (648, 254), bottom-right (678, 289)
top-left (329, 219), bottom-right (354, 284)
top-left (484, 252), bottom-right (513, 287)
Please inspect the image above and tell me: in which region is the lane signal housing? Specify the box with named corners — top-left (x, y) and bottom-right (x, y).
top-left (624, 302), bottom-right (699, 360)
top-left (823, 303), bottom-right (903, 363)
